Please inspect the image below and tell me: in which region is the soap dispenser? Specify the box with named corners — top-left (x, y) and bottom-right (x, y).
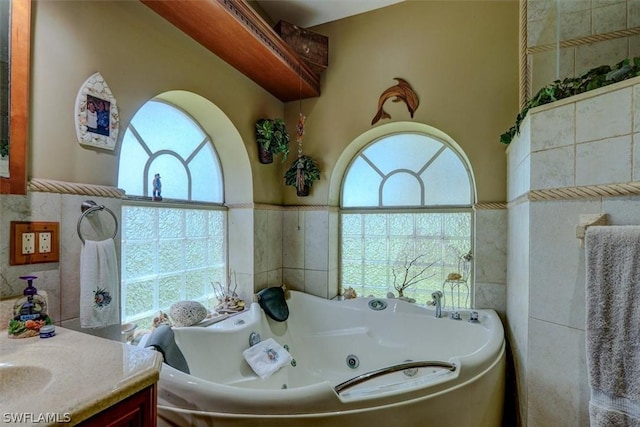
top-left (8, 275), bottom-right (52, 338)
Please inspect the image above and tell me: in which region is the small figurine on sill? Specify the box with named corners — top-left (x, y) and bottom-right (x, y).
top-left (152, 173), bottom-right (162, 201)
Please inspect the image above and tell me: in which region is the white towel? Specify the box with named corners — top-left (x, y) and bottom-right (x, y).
top-left (80, 239), bottom-right (120, 328)
top-left (242, 338), bottom-right (292, 379)
top-left (585, 226), bottom-right (640, 426)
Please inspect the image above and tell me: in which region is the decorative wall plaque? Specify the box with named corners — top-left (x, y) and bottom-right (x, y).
top-left (371, 78), bottom-right (420, 125)
top-left (74, 72), bottom-right (119, 151)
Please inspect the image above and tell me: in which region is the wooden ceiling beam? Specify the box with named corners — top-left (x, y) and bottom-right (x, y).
top-left (141, 0), bottom-right (321, 102)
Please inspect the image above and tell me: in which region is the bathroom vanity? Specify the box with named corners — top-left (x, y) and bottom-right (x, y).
top-left (0, 326), bottom-right (162, 426)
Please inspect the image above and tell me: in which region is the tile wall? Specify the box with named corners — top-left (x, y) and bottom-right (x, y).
top-left (474, 208), bottom-right (508, 319)
top-left (527, 0), bottom-right (640, 96)
top-left (507, 75), bottom-right (640, 426)
top-left (228, 206), bottom-right (339, 302)
top-left (0, 190), bottom-right (121, 340)
top-left (1, 194), bottom-right (505, 341)
top-left (282, 207), bottom-right (339, 299)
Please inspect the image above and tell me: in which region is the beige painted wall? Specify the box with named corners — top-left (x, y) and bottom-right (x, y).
top-left (29, 0), bottom-right (284, 204)
top-left (283, 1), bottom-right (519, 205)
top-left (27, 0), bottom-right (517, 205)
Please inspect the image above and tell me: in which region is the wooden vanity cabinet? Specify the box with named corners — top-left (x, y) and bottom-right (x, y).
top-left (78, 384), bottom-right (157, 427)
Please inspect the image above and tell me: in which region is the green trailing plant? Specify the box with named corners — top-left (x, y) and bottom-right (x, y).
top-left (501, 57), bottom-right (640, 145)
top-left (284, 155), bottom-right (321, 196)
top-left (255, 118), bottom-right (290, 162)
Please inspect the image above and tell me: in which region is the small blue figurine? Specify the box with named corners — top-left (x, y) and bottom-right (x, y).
top-left (152, 173), bottom-right (162, 201)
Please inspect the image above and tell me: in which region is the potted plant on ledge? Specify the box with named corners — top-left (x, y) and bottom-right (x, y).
top-left (255, 118), bottom-right (290, 164)
top-left (284, 155), bottom-right (320, 197)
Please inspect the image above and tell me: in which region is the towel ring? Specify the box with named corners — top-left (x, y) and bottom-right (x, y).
top-left (77, 200), bottom-right (118, 245)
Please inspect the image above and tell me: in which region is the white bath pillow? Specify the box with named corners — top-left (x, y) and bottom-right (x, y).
top-left (169, 300), bottom-right (208, 327)
top-left (242, 338), bottom-right (292, 379)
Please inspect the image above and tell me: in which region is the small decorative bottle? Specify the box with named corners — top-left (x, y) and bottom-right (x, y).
top-left (8, 275), bottom-right (52, 338)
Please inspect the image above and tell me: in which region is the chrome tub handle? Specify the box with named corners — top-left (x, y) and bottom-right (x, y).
top-left (334, 360), bottom-right (456, 394)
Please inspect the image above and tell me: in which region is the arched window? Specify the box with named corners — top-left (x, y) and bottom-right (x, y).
top-left (118, 99), bottom-right (226, 327)
top-left (341, 132), bottom-right (474, 307)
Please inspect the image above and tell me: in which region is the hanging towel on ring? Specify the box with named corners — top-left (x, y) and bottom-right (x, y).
top-left (80, 239), bottom-right (120, 328)
top-left (585, 226), bottom-right (640, 426)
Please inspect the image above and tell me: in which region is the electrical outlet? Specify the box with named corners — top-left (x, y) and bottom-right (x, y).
top-left (11, 221), bottom-right (60, 265)
top-left (22, 232), bottom-right (35, 254)
top-left (39, 232), bottom-right (52, 253)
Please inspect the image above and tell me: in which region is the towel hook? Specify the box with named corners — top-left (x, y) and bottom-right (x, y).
top-left (77, 200), bottom-right (118, 245)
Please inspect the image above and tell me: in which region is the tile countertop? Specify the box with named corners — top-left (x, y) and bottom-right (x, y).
top-left (0, 326), bottom-right (163, 426)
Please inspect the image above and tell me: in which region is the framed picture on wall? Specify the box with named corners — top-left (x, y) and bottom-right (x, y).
top-left (74, 72), bottom-right (119, 151)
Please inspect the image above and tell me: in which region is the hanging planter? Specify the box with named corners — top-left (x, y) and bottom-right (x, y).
top-left (284, 155), bottom-right (320, 197)
top-left (255, 118), bottom-right (290, 164)
top-left (256, 142), bottom-right (273, 164)
top-left (296, 183), bottom-right (310, 197)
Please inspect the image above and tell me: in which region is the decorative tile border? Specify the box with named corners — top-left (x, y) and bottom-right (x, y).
top-left (528, 182), bottom-right (640, 201)
top-left (508, 182), bottom-right (640, 207)
top-left (526, 27), bottom-right (640, 55)
top-left (474, 202), bottom-right (508, 210)
top-left (28, 178), bottom-right (124, 198)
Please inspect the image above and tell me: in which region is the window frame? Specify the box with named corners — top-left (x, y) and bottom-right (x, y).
top-left (118, 98), bottom-right (227, 327)
top-left (117, 99), bottom-right (224, 203)
top-left (120, 199), bottom-right (228, 325)
top-left (339, 130), bottom-right (475, 306)
top-left (340, 131), bottom-right (475, 209)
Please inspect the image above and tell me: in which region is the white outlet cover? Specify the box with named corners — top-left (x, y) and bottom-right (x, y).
top-left (39, 232), bottom-right (52, 253)
top-left (22, 232), bottom-right (35, 254)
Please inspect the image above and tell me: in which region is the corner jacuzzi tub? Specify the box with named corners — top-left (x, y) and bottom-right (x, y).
top-left (157, 291), bottom-right (505, 427)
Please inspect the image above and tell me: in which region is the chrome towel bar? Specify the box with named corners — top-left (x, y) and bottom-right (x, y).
top-left (334, 360), bottom-right (456, 394)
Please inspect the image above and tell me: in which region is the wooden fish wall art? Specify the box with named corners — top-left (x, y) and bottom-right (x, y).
top-left (371, 78), bottom-right (419, 125)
